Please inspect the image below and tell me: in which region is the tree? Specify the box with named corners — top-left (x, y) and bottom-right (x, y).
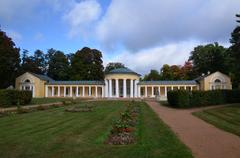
top-left (228, 14), bottom-right (240, 88)
top-left (105, 62), bottom-right (125, 73)
top-left (20, 49), bottom-right (46, 74)
top-left (180, 61), bottom-right (194, 80)
top-left (70, 47), bottom-right (104, 80)
top-left (0, 28), bottom-right (20, 88)
top-left (160, 64), bottom-right (173, 80)
top-left (170, 65), bottom-right (182, 80)
top-left (188, 42), bottom-right (227, 76)
top-left (143, 69), bottom-right (161, 81)
top-left (47, 49), bottom-right (70, 80)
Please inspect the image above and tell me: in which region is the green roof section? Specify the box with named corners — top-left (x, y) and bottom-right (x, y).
top-left (106, 67), bottom-right (141, 76)
top-left (46, 80), bottom-right (105, 85)
top-left (138, 80), bottom-right (197, 85)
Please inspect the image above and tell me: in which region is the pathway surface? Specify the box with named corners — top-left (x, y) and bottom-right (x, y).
top-left (146, 101), bottom-right (240, 158)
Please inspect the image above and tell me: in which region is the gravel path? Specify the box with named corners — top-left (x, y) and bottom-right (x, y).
top-left (146, 101), bottom-right (240, 158)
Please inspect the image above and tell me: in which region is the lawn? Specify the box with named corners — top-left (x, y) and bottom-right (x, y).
top-left (31, 98), bottom-right (72, 105)
top-left (0, 101), bottom-right (193, 158)
top-left (193, 103), bottom-right (240, 136)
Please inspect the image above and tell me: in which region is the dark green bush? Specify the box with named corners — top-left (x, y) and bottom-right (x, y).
top-left (167, 90), bottom-right (190, 108)
top-left (0, 90), bottom-right (32, 107)
top-left (168, 89), bottom-right (240, 108)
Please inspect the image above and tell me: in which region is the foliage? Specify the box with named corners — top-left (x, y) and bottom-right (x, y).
top-left (46, 49), bottom-right (70, 80)
top-left (0, 28), bottom-right (20, 88)
top-left (70, 47), bottom-right (104, 80)
top-left (189, 42), bottom-right (227, 77)
top-left (143, 69), bottom-right (161, 80)
top-left (167, 90), bottom-right (240, 108)
top-left (0, 89), bottom-right (32, 107)
top-left (105, 62), bottom-right (125, 73)
top-left (227, 14), bottom-right (240, 88)
top-left (19, 49), bottom-right (47, 74)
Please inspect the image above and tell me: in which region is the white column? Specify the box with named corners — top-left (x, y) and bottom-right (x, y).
top-left (105, 80), bottom-right (108, 97)
top-left (82, 86), bottom-right (85, 97)
top-left (102, 86), bottom-right (104, 98)
top-left (116, 79), bottom-right (119, 97)
top-left (58, 86), bottom-right (60, 97)
top-left (151, 86), bottom-right (154, 97)
top-left (171, 86), bottom-right (173, 90)
top-left (76, 86), bottom-right (79, 97)
top-left (89, 86), bottom-right (91, 97)
top-left (138, 86), bottom-right (141, 97)
top-left (184, 86), bottom-right (187, 90)
top-left (190, 86), bottom-right (193, 91)
top-left (134, 80), bottom-right (139, 98)
top-left (158, 86), bottom-right (160, 96)
top-left (123, 79), bottom-right (127, 98)
top-left (70, 86), bottom-right (72, 97)
top-left (130, 79), bottom-right (133, 98)
top-left (51, 86), bottom-right (54, 97)
top-left (45, 85), bottom-right (48, 97)
top-left (64, 86), bottom-right (66, 97)
top-left (165, 86), bottom-right (167, 97)
top-left (95, 86), bottom-right (98, 97)
top-left (109, 79), bottom-right (112, 97)
top-left (178, 86), bottom-right (180, 90)
top-left (145, 86), bottom-right (147, 97)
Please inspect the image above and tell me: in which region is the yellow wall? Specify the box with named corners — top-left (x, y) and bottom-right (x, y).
top-left (199, 72), bottom-right (232, 90)
top-left (105, 74), bottom-right (140, 80)
top-left (15, 72), bottom-right (46, 98)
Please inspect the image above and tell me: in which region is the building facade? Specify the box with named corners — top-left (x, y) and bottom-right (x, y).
top-left (15, 68), bottom-right (232, 99)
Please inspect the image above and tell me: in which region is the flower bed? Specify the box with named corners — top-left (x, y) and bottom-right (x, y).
top-left (105, 102), bottom-right (141, 145)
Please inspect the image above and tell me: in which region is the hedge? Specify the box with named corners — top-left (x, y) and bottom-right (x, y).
top-left (0, 90), bottom-right (32, 107)
top-left (167, 89), bottom-right (240, 108)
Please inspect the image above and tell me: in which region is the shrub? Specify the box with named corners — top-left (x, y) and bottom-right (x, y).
top-left (167, 90), bottom-right (190, 108)
top-left (0, 90), bottom-right (32, 107)
top-left (167, 89), bottom-right (240, 108)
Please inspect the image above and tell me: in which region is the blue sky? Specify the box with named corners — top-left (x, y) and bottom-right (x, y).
top-left (0, 0), bottom-right (239, 75)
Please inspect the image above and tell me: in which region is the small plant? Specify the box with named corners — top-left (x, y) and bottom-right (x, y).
top-left (37, 105), bottom-right (48, 111)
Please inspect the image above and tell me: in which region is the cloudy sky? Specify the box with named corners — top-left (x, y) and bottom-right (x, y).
top-left (0, 0), bottom-right (239, 75)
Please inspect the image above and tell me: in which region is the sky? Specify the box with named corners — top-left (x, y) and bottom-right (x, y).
top-left (0, 0), bottom-right (239, 75)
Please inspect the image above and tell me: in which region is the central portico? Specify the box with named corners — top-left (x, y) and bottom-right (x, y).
top-left (104, 68), bottom-right (140, 98)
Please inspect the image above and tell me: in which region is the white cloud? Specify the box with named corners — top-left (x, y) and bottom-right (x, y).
top-left (105, 41), bottom-right (208, 75)
top-left (5, 30), bottom-right (22, 42)
top-left (34, 33), bottom-right (44, 41)
top-left (97, 0), bottom-right (240, 51)
top-left (63, 0), bottom-right (102, 38)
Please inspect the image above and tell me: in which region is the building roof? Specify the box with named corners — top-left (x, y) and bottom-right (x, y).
top-left (46, 80), bottom-right (105, 85)
top-left (106, 67), bottom-right (141, 76)
top-left (29, 72), bottom-right (54, 82)
top-left (138, 80), bottom-right (197, 85)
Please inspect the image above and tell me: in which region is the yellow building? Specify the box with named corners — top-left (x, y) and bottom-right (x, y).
top-left (15, 68), bottom-right (232, 100)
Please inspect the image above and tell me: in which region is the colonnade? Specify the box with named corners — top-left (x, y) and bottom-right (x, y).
top-left (139, 85), bottom-right (197, 98)
top-left (105, 79), bottom-right (139, 98)
top-left (45, 85), bottom-right (104, 98)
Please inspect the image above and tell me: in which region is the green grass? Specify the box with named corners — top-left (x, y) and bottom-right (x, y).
top-left (31, 98), bottom-right (72, 105)
top-left (0, 101), bottom-right (193, 158)
top-left (193, 104), bottom-right (240, 136)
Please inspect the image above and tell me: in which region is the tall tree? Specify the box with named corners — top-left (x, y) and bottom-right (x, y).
top-left (20, 49), bottom-right (46, 74)
top-left (143, 69), bottom-right (161, 81)
top-left (105, 62), bottom-right (125, 73)
top-left (47, 49), bottom-right (70, 80)
top-left (0, 28), bottom-right (20, 88)
top-left (180, 61), bottom-right (194, 80)
top-left (228, 14), bottom-right (240, 88)
top-left (70, 47), bottom-right (104, 80)
top-left (188, 42), bottom-right (227, 76)
top-left (160, 64), bottom-right (173, 80)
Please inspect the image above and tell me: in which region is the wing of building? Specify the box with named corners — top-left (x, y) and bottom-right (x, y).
top-left (15, 68), bottom-right (232, 100)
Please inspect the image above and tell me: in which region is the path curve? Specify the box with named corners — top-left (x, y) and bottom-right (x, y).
top-left (146, 101), bottom-right (240, 158)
